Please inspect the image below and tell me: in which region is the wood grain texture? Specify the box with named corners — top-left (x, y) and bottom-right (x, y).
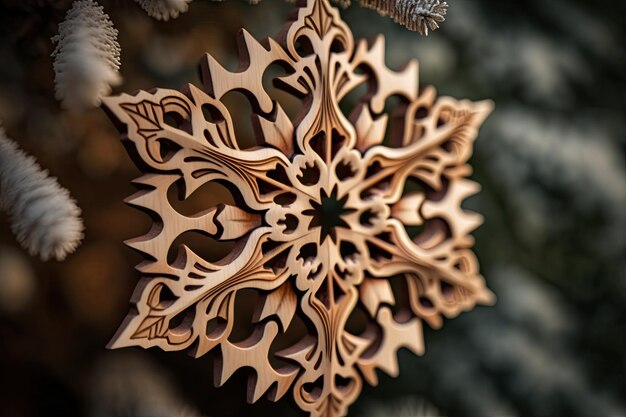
top-left (102, 0), bottom-right (495, 415)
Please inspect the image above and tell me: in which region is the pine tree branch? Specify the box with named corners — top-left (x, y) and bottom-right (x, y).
top-left (52, 0), bottom-right (121, 112)
top-left (0, 128), bottom-right (84, 261)
top-left (358, 0), bottom-right (448, 35)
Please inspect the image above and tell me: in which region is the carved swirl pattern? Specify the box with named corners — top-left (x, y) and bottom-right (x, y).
top-left (103, 0), bottom-right (494, 415)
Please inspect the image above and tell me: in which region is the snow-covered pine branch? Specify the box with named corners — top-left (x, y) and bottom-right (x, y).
top-left (133, 0), bottom-right (445, 33)
top-left (52, 0), bottom-right (121, 112)
top-left (134, 0), bottom-right (192, 21)
top-left (0, 128), bottom-right (84, 261)
top-left (359, 0), bottom-right (447, 35)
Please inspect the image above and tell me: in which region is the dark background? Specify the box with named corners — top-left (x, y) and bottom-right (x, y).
top-left (0, 0), bottom-right (625, 416)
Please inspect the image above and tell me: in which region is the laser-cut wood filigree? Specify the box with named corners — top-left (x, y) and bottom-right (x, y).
top-left (103, 0), bottom-right (495, 415)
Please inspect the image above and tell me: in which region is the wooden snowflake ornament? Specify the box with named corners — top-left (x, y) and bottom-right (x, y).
top-left (103, 0), bottom-right (494, 415)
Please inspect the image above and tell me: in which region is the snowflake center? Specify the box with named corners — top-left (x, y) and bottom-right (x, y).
top-left (304, 189), bottom-right (356, 242)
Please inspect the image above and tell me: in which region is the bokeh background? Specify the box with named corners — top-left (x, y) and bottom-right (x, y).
top-left (1, 0), bottom-right (625, 416)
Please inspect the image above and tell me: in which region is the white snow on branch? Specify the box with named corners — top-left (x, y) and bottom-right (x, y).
top-left (52, 0), bottom-right (121, 112)
top-left (134, 0), bottom-right (192, 21)
top-left (0, 128), bottom-right (84, 261)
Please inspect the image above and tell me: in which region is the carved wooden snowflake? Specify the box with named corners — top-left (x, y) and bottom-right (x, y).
top-left (103, 0), bottom-right (494, 415)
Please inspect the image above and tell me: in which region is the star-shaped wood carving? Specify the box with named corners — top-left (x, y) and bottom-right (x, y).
top-left (103, 0), bottom-right (494, 415)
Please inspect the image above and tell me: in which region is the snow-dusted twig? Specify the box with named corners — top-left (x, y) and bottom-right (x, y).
top-left (52, 0), bottom-right (121, 112)
top-left (0, 128), bottom-right (84, 261)
top-left (134, 0), bottom-right (192, 21)
top-left (359, 0), bottom-right (447, 35)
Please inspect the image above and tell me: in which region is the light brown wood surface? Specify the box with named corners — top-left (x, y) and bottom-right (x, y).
top-left (103, 0), bottom-right (494, 415)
